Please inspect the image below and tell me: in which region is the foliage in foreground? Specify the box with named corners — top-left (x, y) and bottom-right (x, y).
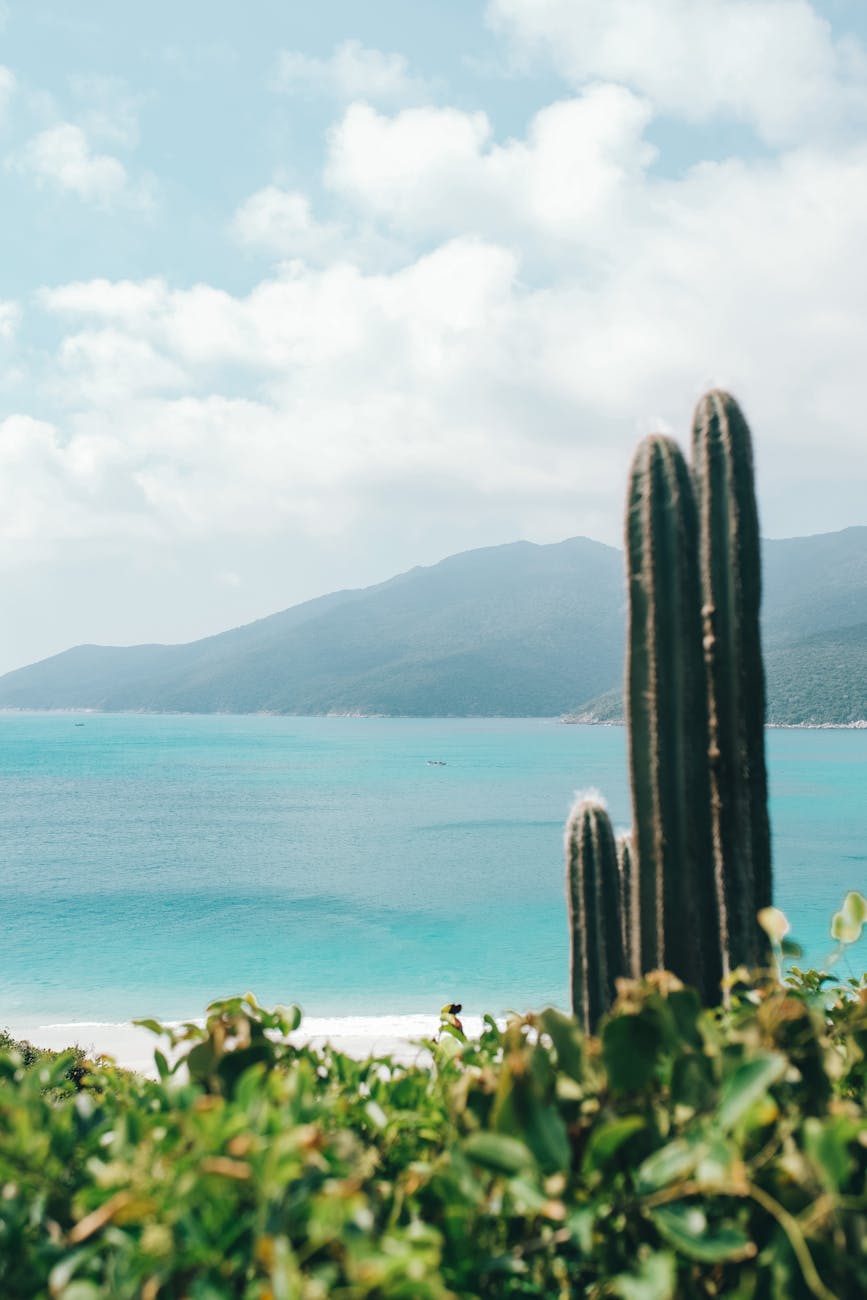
top-left (2, 962), bottom-right (866, 1300)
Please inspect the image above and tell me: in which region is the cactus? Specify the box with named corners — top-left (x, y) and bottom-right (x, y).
top-left (625, 435), bottom-right (723, 1002)
top-left (566, 797), bottom-right (627, 1032)
top-left (615, 833), bottom-right (633, 969)
top-left (691, 391), bottom-right (772, 970)
top-left (563, 392), bottom-right (774, 1017)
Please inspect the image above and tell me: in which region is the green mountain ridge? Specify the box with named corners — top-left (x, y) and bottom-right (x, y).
top-left (1, 528), bottom-right (865, 723)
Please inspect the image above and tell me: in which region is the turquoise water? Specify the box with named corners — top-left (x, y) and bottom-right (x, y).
top-left (1, 714), bottom-right (864, 1026)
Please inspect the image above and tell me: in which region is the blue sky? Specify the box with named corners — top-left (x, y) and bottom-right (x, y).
top-left (1, 0), bottom-right (866, 672)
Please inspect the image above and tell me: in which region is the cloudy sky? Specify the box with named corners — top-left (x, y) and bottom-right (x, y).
top-left (1, 1), bottom-right (866, 674)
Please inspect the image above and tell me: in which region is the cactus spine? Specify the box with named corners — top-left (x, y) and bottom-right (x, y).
top-left (691, 391), bottom-right (772, 970)
top-left (566, 798), bottom-right (627, 1032)
top-left (625, 435), bottom-right (723, 1002)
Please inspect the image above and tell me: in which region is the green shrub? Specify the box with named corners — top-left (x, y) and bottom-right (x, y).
top-left (2, 966), bottom-right (866, 1299)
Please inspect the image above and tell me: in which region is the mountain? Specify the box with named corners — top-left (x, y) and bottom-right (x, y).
top-left (0, 538), bottom-right (625, 716)
top-left (1, 528), bottom-right (865, 722)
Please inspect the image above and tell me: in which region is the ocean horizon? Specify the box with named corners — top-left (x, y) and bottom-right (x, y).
top-left (2, 713), bottom-right (865, 1040)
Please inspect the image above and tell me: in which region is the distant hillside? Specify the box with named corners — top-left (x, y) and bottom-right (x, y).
top-left (0, 538), bottom-right (625, 717)
top-left (762, 528), bottom-right (867, 645)
top-left (1, 528), bottom-right (865, 722)
top-left (763, 622), bottom-right (867, 725)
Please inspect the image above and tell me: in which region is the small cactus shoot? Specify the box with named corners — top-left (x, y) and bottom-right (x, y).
top-left (566, 797), bottom-right (627, 1031)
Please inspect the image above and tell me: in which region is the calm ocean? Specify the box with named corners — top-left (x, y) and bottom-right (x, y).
top-left (1, 713), bottom-right (865, 1030)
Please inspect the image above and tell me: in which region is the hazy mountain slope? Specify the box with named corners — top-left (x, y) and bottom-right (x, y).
top-left (0, 538), bottom-right (625, 716)
top-left (0, 586), bottom-right (361, 711)
top-left (762, 527), bottom-right (867, 645)
top-left (1, 528), bottom-right (864, 720)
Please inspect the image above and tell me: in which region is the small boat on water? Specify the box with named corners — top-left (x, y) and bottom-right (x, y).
top-left (427, 759), bottom-right (447, 766)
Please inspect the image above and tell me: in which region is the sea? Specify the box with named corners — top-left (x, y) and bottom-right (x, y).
top-left (1, 713), bottom-right (865, 1038)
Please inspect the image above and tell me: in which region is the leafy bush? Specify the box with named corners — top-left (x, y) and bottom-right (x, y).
top-left (2, 963), bottom-right (866, 1299)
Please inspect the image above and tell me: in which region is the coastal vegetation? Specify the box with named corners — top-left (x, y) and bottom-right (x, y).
top-left (2, 962), bottom-right (866, 1297)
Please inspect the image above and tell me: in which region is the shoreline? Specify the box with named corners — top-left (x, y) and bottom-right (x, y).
top-left (1, 707), bottom-right (864, 729)
top-left (563, 717), bottom-right (867, 730)
top-left (4, 1013), bottom-right (497, 1076)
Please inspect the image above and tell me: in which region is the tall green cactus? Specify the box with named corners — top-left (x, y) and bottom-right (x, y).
top-left (691, 391), bottom-right (772, 970)
top-left (625, 435), bottom-right (723, 1002)
top-left (566, 797), bottom-right (627, 1032)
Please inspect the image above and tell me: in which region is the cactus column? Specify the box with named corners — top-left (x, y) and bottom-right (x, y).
top-left (625, 435), bottom-right (722, 1002)
top-left (691, 391), bottom-right (772, 970)
top-left (616, 833), bottom-right (634, 970)
top-left (566, 798), bottom-right (627, 1032)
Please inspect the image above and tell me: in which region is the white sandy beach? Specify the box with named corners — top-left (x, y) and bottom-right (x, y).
top-left (7, 1014), bottom-right (495, 1077)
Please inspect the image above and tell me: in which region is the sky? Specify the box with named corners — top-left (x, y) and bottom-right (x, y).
top-left (1, 0), bottom-right (867, 674)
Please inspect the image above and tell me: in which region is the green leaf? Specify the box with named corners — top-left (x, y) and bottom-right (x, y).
top-left (538, 1007), bottom-right (584, 1080)
top-left (670, 1053), bottom-right (714, 1111)
top-left (583, 1115), bottom-right (646, 1172)
top-left (831, 891), bottom-right (867, 946)
top-left (133, 1018), bottom-right (166, 1036)
top-left (602, 1013), bottom-right (663, 1093)
top-left (60, 1285), bottom-right (103, 1300)
top-left (636, 1133), bottom-right (707, 1194)
top-left (517, 1097), bottom-right (572, 1172)
top-left (276, 1002), bottom-right (303, 1032)
top-left (435, 1032), bottom-right (463, 1061)
top-left (803, 1116), bottom-right (857, 1191)
top-left (610, 1251), bottom-right (677, 1300)
top-left (186, 1038), bottom-right (218, 1080)
top-left (758, 907), bottom-right (790, 944)
top-left (462, 1132), bottom-right (535, 1176)
top-left (649, 1203), bottom-right (755, 1263)
top-left (717, 1053), bottom-right (786, 1132)
top-left (666, 989), bottom-right (703, 1049)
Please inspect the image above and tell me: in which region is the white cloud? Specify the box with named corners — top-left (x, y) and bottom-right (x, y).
top-left (0, 64), bottom-right (14, 126)
top-left (11, 122), bottom-right (153, 209)
top-left (232, 186), bottom-right (347, 263)
top-left (41, 277), bottom-right (168, 323)
top-left (0, 300), bottom-right (20, 339)
top-left (10, 74), bottom-right (867, 594)
top-left (275, 38), bottom-right (431, 103)
top-left (56, 330), bottom-right (189, 405)
top-left (488, 0), bottom-right (867, 144)
top-left (326, 88), bottom-right (655, 247)
top-left (0, 414), bottom-right (154, 544)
